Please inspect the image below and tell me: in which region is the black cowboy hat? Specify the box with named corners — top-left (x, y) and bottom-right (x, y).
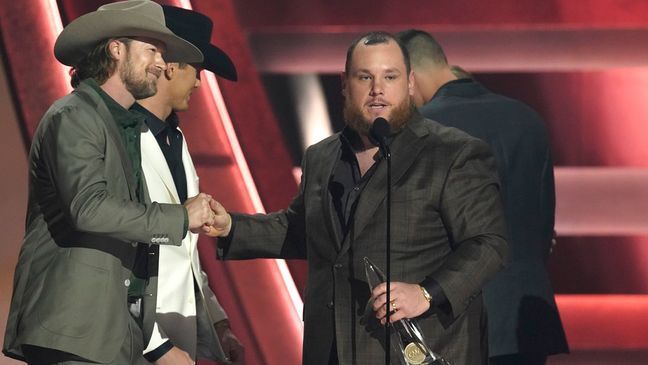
top-left (162, 5), bottom-right (238, 81)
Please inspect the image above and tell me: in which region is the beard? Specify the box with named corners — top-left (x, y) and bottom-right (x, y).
top-left (120, 53), bottom-right (159, 100)
top-left (343, 96), bottom-right (415, 137)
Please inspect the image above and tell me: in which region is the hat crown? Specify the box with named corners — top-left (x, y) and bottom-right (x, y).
top-left (161, 5), bottom-right (238, 81)
top-left (98, 0), bottom-right (165, 25)
top-left (163, 6), bottom-right (214, 45)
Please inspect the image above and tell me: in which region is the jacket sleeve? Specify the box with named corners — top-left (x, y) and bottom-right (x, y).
top-left (431, 138), bottom-right (509, 317)
top-left (218, 148), bottom-right (309, 260)
top-left (39, 104), bottom-right (186, 246)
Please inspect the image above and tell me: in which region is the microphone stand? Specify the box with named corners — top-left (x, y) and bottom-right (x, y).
top-left (370, 117), bottom-right (392, 365)
top-left (378, 141), bottom-right (392, 365)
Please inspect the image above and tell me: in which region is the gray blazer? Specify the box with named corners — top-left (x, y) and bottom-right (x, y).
top-left (220, 113), bottom-right (509, 365)
top-left (3, 82), bottom-right (186, 363)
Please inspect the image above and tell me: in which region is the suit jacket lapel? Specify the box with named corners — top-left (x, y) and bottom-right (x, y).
top-left (180, 130), bottom-right (199, 256)
top-left (317, 138), bottom-right (345, 250)
top-left (180, 130), bottom-right (199, 199)
top-left (340, 115), bottom-right (430, 254)
top-left (141, 130), bottom-right (181, 204)
top-left (75, 83), bottom-right (138, 200)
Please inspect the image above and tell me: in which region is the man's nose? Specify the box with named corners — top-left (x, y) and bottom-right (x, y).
top-left (370, 79), bottom-right (384, 95)
top-left (155, 52), bottom-right (166, 71)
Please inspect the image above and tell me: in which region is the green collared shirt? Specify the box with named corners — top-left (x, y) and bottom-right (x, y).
top-left (85, 78), bottom-right (148, 298)
top-left (85, 79), bottom-right (145, 202)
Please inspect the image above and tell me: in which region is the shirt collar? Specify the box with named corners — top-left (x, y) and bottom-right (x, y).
top-left (84, 78), bottom-right (142, 129)
top-left (131, 104), bottom-right (181, 137)
top-left (431, 78), bottom-right (487, 100)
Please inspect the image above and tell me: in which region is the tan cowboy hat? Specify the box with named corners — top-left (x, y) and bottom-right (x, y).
top-left (54, 0), bottom-right (203, 66)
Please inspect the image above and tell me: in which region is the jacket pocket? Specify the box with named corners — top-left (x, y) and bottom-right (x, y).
top-left (37, 250), bottom-right (108, 338)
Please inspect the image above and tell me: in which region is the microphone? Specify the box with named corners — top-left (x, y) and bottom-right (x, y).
top-left (369, 117), bottom-right (391, 158)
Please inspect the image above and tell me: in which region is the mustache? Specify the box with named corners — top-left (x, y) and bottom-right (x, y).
top-left (147, 67), bottom-right (162, 78)
top-left (366, 98), bottom-right (389, 106)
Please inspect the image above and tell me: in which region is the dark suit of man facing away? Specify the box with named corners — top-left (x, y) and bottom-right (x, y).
top-left (398, 29), bottom-right (569, 365)
top-left (209, 32), bottom-right (509, 365)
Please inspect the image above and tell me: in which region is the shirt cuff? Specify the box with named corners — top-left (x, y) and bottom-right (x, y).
top-left (143, 340), bottom-right (173, 362)
top-left (419, 277), bottom-right (453, 318)
top-left (217, 216), bottom-right (236, 258)
top-left (182, 207), bottom-right (189, 239)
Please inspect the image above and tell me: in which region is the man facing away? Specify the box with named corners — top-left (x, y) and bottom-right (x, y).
top-left (207, 31), bottom-right (509, 365)
top-left (397, 29), bottom-right (569, 365)
top-left (2, 1), bottom-right (219, 364)
top-left (132, 6), bottom-right (243, 365)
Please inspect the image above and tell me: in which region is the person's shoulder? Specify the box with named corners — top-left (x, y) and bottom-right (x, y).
top-left (416, 117), bottom-right (493, 158)
top-left (480, 90), bottom-right (543, 119)
top-left (304, 132), bottom-right (341, 154)
top-left (426, 87), bottom-right (547, 137)
top-left (49, 82), bottom-right (104, 112)
top-left (37, 88), bottom-right (105, 135)
top-left (419, 117), bottom-right (481, 145)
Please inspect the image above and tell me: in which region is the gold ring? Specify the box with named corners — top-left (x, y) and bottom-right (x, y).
top-left (391, 301), bottom-right (397, 312)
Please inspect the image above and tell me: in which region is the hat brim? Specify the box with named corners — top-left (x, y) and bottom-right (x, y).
top-left (55, 9), bottom-right (203, 66)
top-left (202, 44), bottom-right (238, 81)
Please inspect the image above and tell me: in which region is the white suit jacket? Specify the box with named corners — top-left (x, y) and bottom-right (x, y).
top-left (141, 128), bottom-right (227, 361)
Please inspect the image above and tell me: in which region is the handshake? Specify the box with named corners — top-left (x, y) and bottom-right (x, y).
top-left (183, 193), bottom-right (231, 237)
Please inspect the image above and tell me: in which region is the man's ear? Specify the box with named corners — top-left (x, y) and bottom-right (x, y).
top-left (164, 63), bottom-right (176, 80)
top-left (341, 72), bottom-right (348, 97)
top-left (408, 70), bottom-right (415, 97)
top-left (107, 39), bottom-right (125, 61)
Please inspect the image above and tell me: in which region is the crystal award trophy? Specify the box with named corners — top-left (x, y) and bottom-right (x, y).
top-left (364, 257), bottom-right (451, 365)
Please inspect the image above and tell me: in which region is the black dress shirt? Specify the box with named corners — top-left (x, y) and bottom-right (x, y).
top-left (329, 127), bottom-right (382, 238)
top-left (131, 104), bottom-right (188, 203)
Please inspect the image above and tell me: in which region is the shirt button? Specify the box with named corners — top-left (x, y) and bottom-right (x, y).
top-left (334, 264), bottom-right (342, 269)
top-left (327, 301), bottom-right (334, 309)
top-left (131, 242), bottom-right (137, 248)
top-left (353, 186), bottom-right (360, 191)
top-left (124, 279), bottom-right (131, 287)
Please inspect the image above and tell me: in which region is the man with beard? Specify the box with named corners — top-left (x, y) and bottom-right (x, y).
top-left (3, 1), bottom-right (217, 364)
top-left (132, 6), bottom-right (243, 365)
top-left (397, 29), bottom-right (568, 365)
top-left (208, 31), bottom-right (509, 364)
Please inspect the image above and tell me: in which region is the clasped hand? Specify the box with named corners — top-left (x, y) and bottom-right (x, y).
top-left (183, 194), bottom-right (231, 236)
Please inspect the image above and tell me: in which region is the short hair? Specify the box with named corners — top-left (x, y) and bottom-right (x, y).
top-left (344, 31), bottom-right (411, 75)
top-left (450, 65), bottom-right (473, 79)
top-left (396, 29), bottom-right (448, 70)
top-left (69, 37), bottom-right (132, 88)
